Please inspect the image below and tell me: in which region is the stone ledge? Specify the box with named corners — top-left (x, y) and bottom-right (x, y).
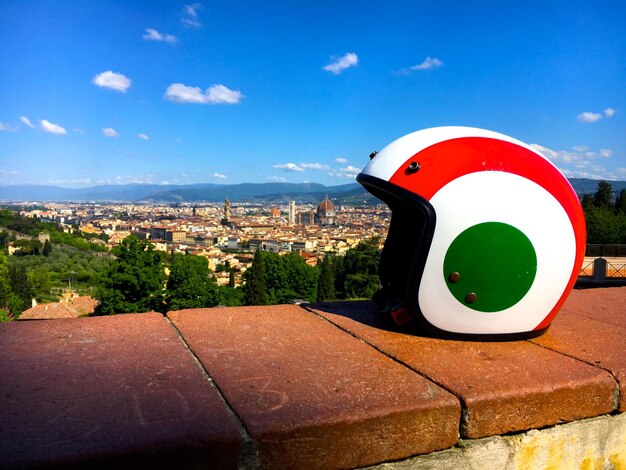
top-left (1, 287), bottom-right (624, 469)
top-left (365, 413), bottom-right (626, 469)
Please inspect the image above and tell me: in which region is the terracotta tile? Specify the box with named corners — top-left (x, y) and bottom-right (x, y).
top-left (562, 287), bottom-right (626, 328)
top-left (531, 310), bottom-right (626, 411)
top-left (169, 305), bottom-right (460, 469)
top-left (0, 313), bottom-right (241, 469)
top-left (309, 301), bottom-right (617, 439)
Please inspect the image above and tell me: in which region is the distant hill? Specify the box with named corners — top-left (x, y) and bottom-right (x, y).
top-left (0, 181), bottom-right (362, 203)
top-left (568, 178), bottom-right (626, 196)
top-left (0, 178), bottom-right (624, 204)
top-left (139, 182), bottom-right (359, 203)
top-left (0, 183), bottom-right (222, 202)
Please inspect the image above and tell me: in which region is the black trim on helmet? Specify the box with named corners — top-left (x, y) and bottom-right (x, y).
top-left (356, 173), bottom-right (436, 331)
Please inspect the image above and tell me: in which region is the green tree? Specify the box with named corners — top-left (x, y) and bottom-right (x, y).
top-left (95, 236), bottom-right (165, 314)
top-left (593, 180), bottom-right (614, 208)
top-left (13, 239), bottom-right (42, 256)
top-left (332, 255), bottom-right (345, 298)
top-left (615, 189), bottom-right (626, 215)
top-left (165, 253), bottom-right (218, 311)
top-left (243, 250), bottom-right (318, 304)
top-left (43, 239), bottom-right (52, 256)
top-left (29, 267), bottom-right (53, 302)
top-left (8, 263), bottom-right (34, 315)
top-left (581, 193), bottom-right (593, 210)
top-left (342, 239), bottom-right (380, 277)
top-left (336, 238), bottom-right (381, 299)
top-left (316, 255), bottom-right (335, 302)
top-left (243, 249), bottom-right (269, 306)
top-left (216, 261), bottom-right (231, 272)
top-left (0, 252), bottom-right (16, 320)
top-left (584, 206), bottom-right (621, 244)
top-left (276, 252), bottom-right (318, 303)
top-left (0, 230), bottom-right (11, 248)
top-left (218, 285), bottom-right (244, 306)
top-left (344, 273), bottom-right (380, 299)
top-left (228, 269), bottom-right (236, 288)
top-left (261, 251), bottom-right (287, 303)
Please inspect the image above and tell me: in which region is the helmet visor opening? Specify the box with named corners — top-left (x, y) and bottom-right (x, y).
top-left (357, 174), bottom-right (436, 305)
top-left (380, 205), bottom-right (429, 301)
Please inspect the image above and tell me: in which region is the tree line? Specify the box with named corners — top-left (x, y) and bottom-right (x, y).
top-left (0, 209), bottom-right (107, 252)
top-left (0, 212), bottom-right (112, 320)
top-left (95, 235), bottom-right (382, 314)
top-left (582, 181), bottom-right (626, 244)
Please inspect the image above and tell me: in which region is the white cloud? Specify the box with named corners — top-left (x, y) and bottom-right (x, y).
top-left (92, 71), bottom-right (132, 93)
top-left (105, 175), bottom-right (156, 185)
top-left (40, 119), bottom-right (67, 135)
top-left (20, 116), bottom-right (35, 128)
top-left (210, 172), bottom-right (227, 179)
top-left (341, 165), bottom-right (360, 174)
top-left (604, 108), bottom-right (616, 118)
top-left (267, 176), bottom-right (287, 183)
top-left (409, 56), bottom-right (444, 71)
top-left (165, 83), bottom-right (244, 104)
top-left (182, 3), bottom-right (202, 28)
top-left (577, 112), bottom-right (602, 123)
top-left (335, 157), bottom-right (348, 164)
top-left (138, 133), bottom-right (149, 140)
top-left (330, 165), bottom-right (361, 179)
top-left (43, 178), bottom-right (93, 187)
top-left (323, 52), bottom-right (358, 74)
top-left (0, 122), bottom-right (18, 132)
top-left (73, 128), bottom-right (85, 134)
top-left (273, 163), bottom-right (304, 172)
top-left (102, 127), bottom-right (119, 137)
top-left (530, 143), bottom-right (618, 180)
top-left (143, 28), bottom-right (177, 44)
top-left (273, 162), bottom-right (330, 172)
top-left (299, 163), bottom-right (330, 171)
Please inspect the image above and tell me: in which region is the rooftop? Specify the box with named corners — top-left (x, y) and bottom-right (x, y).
top-left (1, 287), bottom-right (624, 468)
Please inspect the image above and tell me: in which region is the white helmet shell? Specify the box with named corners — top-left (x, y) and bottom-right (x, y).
top-left (358, 127), bottom-right (586, 338)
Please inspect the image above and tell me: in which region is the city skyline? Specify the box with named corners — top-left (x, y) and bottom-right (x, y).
top-left (1, 1), bottom-right (624, 188)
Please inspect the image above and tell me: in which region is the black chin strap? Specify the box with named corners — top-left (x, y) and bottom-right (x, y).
top-left (373, 288), bottom-right (414, 326)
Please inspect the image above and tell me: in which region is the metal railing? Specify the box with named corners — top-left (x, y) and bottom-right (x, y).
top-left (579, 257), bottom-right (626, 280)
top-left (585, 244), bottom-right (626, 257)
top-left (607, 260), bottom-right (626, 279)
top-left (579, 259), bottom-right (594, 278)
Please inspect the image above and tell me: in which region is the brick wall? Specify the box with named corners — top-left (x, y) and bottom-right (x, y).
top-left (1, 287), bottom-right (624, 469)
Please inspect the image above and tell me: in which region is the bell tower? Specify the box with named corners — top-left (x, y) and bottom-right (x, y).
top-left (224, 197), bottom-right (231, 222)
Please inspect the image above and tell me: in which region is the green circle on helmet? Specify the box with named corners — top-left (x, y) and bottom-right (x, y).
top-left (443, 222), bottom-right (537, 312)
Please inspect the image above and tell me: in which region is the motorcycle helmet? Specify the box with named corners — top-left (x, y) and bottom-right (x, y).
top-left (358, 126), bottom-right (586, 339)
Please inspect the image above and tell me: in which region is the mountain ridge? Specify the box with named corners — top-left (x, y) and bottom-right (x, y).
top-left (0, 178), bottom-right (625, 204)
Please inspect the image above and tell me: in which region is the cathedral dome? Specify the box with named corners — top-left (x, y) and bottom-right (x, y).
top-left (317, 195), bottom-right (336, 214)
top-left (316, 195), bottom-right (336, 226)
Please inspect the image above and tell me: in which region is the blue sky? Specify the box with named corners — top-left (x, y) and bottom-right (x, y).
top-left (0, 1), bottom-right (624, 187)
